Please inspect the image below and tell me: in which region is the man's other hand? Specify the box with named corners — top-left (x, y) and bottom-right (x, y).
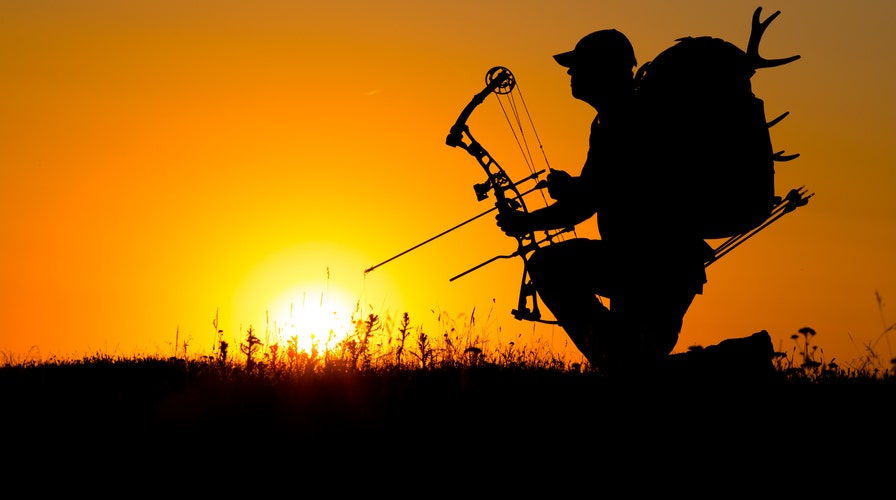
top-left (546, 169), bottom-right (574, 200)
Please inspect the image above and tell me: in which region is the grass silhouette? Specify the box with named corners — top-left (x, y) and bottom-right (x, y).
top-left (1, 306), bottom-right (893, 482)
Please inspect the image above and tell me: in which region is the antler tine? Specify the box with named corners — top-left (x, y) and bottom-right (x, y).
top-left (767, 110), bottom-right (790, 128)
top-left (773, 150), bottom-right (800, 162)
top-left (747, 7), bottom-right (801, 70)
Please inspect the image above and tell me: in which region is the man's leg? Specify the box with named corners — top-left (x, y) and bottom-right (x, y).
top-left (527, 239), bottom-right (618, 365)
top-left (607, 284), bottom-right (697, 372)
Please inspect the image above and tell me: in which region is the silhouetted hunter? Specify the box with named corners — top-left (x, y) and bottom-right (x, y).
top-left (496, 30), bottom-right (712, 373)
top-left (372, 8), bottom-right (804, 376)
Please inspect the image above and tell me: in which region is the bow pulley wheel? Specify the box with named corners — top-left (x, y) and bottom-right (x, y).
top-left (485, 66), bottom-right (515, 94)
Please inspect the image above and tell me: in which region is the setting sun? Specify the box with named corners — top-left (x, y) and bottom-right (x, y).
top-left (266, 285), bottom-right (359, 354)
top-left (226, 242), bottom-right (404, 356)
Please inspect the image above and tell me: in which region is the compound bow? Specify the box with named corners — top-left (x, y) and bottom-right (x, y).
top-left (445, 66), bottom-right (570, 323)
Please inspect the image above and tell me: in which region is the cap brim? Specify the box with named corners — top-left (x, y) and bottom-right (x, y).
top-left (553, 50), bottom-right (575, 67)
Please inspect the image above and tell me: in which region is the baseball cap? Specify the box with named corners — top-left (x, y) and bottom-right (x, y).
top-left (553, 29), bottom-right (637, 69)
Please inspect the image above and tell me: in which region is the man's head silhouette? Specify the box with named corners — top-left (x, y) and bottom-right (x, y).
top-left (554, 29), bottom-right (637, 111)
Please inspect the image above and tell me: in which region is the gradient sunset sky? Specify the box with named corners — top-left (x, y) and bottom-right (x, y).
top-left (2, 1), bottom-right (894, 367)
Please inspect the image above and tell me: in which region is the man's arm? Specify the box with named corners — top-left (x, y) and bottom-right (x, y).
top-left (496, 193), bottom-right (594, 237)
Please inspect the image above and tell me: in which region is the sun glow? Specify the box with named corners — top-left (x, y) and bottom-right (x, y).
top-left (229, 243), bottom-right (405, 356)
top-left (266, 286), bottom-right (359, 354)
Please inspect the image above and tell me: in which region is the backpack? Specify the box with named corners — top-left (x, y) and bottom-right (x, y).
top-left (633, 12), bottom-right (800, 240)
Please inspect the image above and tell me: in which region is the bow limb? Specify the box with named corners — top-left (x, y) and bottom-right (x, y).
top-left (446, 66), bottom-right (515, 150)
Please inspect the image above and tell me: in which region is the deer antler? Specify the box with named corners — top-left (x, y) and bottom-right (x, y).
top-left (747, 7), bottom-right (801, 70)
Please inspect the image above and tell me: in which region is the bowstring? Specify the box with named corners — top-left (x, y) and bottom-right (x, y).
top-left (495, 79), bottom-right (576, 241)
top-left (514, 81), bottom-right (554, 179)
top-left (495, 86), bottom-right (548, 206)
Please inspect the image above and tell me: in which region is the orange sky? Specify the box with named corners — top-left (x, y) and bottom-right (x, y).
top-left (2, 1), bottom-right (895, 369)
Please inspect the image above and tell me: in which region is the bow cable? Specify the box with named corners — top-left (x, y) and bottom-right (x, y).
top-left (494, 83), bottom-right (551, 208)
top-left (494, 79), bottom-right (577, 244)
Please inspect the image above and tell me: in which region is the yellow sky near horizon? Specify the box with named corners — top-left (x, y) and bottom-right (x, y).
top-left (2, 1), bottom-right (895, 368)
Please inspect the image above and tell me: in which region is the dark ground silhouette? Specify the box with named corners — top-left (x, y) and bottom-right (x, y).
top-left (1, 348), bottom-right (890, 495)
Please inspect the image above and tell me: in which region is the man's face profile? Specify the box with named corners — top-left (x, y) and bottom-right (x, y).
top-left (567, 61), bottom-right (620, 109)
